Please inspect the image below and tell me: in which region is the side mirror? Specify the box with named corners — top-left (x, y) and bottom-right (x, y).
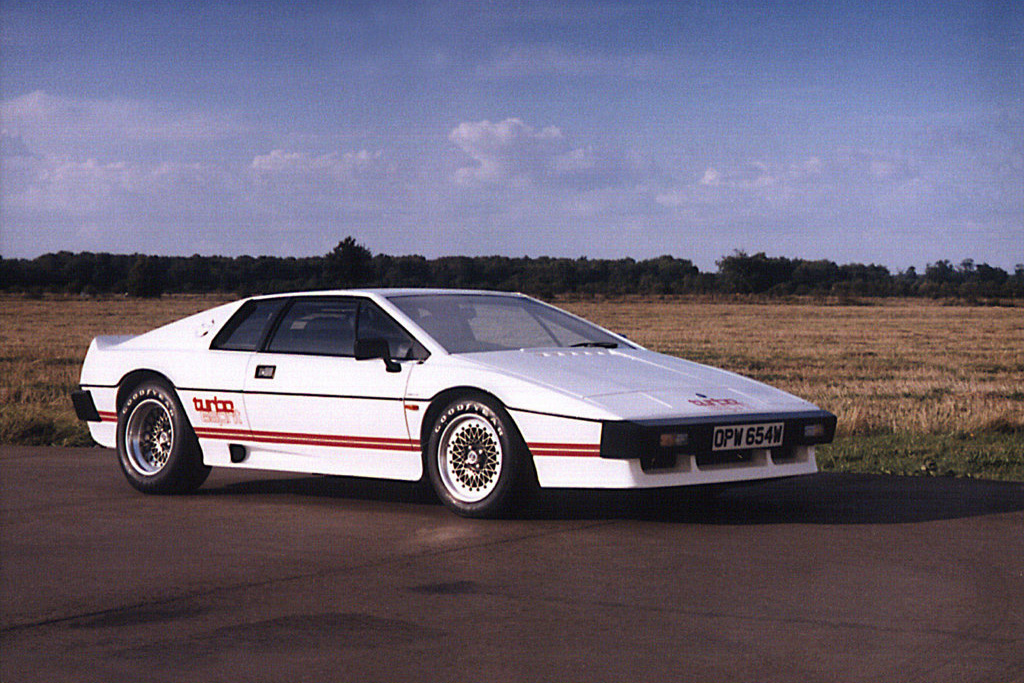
top-left (354, 337), bottom-right (401, 373)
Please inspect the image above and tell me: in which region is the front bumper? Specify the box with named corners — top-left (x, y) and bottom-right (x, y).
top-left (600, 409), bottom-right (837, 471)
top-left (71, 389), bottom-right (101, 422)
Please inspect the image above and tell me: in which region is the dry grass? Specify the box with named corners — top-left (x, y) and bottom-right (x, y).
top-left (2, 294), bottom-right (1022, 478)
top-left (563, 298), bottom-right (1024, 438)
top-left (1, 295), bottom-right (230, 445)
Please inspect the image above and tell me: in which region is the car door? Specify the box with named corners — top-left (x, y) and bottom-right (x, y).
top-left (240, 296), bottom-right (423, 480)
top-left (189, 296), bottom-right (289, 467)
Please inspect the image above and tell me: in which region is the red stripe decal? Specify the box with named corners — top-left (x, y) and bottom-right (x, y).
top-left (529, 443), bottom-right (601, 458)
top-left (193, 426), bottom-right (420, 452)
top-left (98, 411), bottom-right (118, 422)
top-left (249, 429), bottom-right (416, 445)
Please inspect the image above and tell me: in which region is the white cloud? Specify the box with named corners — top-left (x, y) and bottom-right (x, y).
top-left (448, 117), bottom-right (642, 193)
top-left (2, 155), bottom-right (234, 215)
top-left (827, 151), bottom-right (916, 184)
top-left (449, 118), bottom-right (563, 152)
top-left (699, 168), bottom-right (721, 187)
top-left (4, 146), bottom-right (392, 223)
top-left (0, 91), bottom-right (251, 156)
top-left (699, 162), bottom-right (775, 189)
top-left (651, 152), bottom-right (931, 232)
top-left (250, 149), bottom-right (385, 182)
top-left (433, 117), bottom-right (658, 255)
top-left (449, 118), bottom-right (565, 186)
top-left (657, 153), bottom-right (922, 210)
top-left (6, 158), bottom-right (130, 214)
top-left (553, 146), bottom-right (597, 173)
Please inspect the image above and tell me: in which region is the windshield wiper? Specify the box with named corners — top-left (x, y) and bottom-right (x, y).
top-left (570, 341), bottom-right (618, 348)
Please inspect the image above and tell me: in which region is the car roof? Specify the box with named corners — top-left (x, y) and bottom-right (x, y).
top-left (250, 288), bottom-right (528, 300)
top-left (244, 289), bottom-right (536, 357)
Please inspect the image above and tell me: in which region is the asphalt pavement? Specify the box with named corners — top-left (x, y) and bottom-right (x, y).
top-left (2, 446), bottom-right (1022, 682)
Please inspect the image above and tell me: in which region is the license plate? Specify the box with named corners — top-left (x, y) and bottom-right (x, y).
top-left (712, 422), bottom-right (784, 451)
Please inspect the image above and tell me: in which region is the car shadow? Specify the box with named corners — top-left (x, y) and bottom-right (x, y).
top-left (200, 471), bottom-right (1024, 525)
top-left (200, 473), bottom-right (435, 506)
top-left (527, 472), bottom-right (1024, 524)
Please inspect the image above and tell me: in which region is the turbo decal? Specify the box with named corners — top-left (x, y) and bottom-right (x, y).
top-left (192, 396), bottom-right (243, 425)
top-left (688, 397), bottom-right (745, 409)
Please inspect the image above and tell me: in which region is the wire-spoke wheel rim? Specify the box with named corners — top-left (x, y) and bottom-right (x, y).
top-left (125, 398), bottom-right (175, 476)
top-left (437, 414), bottom-right (503, 503)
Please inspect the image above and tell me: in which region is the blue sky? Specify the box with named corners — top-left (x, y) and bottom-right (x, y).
top-left (2, 0), bottom-right (1021, 270)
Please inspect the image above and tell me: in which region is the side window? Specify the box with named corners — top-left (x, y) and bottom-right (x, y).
top-left (266, 299), bottom-right (358, 356)
top-left (357, 303), bottom-right (423, 360)
top-left (211, 299), bottom-right (286, 351)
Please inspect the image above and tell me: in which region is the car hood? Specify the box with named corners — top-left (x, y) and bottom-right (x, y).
top-left (461, 347), bottom-right (814, 420)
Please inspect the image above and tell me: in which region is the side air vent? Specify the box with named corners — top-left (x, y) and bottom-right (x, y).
top-left (229, 444), bottom-right (247, 463)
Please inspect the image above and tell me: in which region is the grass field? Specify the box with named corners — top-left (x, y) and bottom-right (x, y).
top-left (2, 294), bottom-right (1021, 480)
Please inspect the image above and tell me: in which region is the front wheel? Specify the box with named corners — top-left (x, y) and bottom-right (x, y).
top-left (426, 396), bottom-right (533, 518)
top-left (116, 381), bottom-right (210, 494)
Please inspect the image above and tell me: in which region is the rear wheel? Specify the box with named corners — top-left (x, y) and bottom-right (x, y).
top-left (117, 381), bottom-right (210, 494)
top-left (427, 395), bottom-right (533, 517)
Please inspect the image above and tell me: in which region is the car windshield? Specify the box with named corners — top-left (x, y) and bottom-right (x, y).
top-left (387, 294), bottom-right (629, 354)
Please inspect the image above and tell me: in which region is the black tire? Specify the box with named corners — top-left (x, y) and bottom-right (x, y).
top-left (426, 395), bottom-right (534, 518)
top-left (116, 380), bottom-right (211, 494)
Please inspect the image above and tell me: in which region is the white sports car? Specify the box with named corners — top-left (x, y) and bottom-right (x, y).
top-left (73, 290), bottom-right (836, 516)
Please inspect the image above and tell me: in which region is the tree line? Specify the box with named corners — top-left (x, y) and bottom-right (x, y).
top-left (1, 237), bottom-right (1022, 300)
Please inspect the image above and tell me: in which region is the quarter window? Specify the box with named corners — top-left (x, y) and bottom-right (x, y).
top-left (211, 298), bottom-right (287, 351)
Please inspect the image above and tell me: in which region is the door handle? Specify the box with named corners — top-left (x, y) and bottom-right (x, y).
top-left (255, 365), bottom-right (276, 379)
